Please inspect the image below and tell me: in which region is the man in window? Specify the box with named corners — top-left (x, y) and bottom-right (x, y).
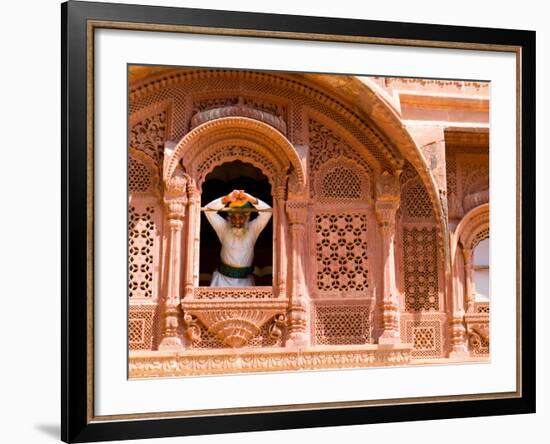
top-left (204, 190), bottom-right (272, 287)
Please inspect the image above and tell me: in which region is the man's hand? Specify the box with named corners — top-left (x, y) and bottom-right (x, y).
top-left (239, 191), bottom-right (258, 205)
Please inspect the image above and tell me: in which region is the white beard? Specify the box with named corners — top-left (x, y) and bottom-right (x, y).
top-left (230, 226), bottom-right (247, 238)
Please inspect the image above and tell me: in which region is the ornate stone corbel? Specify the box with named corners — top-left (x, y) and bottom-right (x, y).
top-left (268, 314), bottom-right (287, 340)
top-left (183, 312), bottom-right (201, 342)
top-left (375, 171), bottom-right (402, 344)
top-left (465, 317), bottom-right (490, 355)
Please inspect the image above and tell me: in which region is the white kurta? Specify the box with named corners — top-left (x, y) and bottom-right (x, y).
top-left (204, 197), bottom-right (272, 287)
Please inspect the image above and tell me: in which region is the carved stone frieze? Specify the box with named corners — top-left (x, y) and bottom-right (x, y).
top-left (129, 344), bottom-right (413, 377)
top-left (190, 100), bottom-right (288, 135)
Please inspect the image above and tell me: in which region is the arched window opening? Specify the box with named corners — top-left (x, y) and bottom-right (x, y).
top-left (199, 160), bottom-right (273, 286)
top-left (472, 237), bottom-right (490, 301)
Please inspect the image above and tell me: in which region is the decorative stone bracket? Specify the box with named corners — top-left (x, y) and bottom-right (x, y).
top-left (181, 300), bottom-right (288, 348)
top-left (465, 312), bottom-right (489, 355)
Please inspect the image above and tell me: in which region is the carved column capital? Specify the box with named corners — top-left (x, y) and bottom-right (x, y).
top-left (374, 171), bottom-right (400, 235)
top-left (462, 247), bottom-right (472, 264)
top-left (163, 200), bottom-right (187, 222)
top-left (186, 180), bottom-right (201, 204)
top-left (164, 172), bottom-right (187, 198)
top-left (274, 184), bottom-right (287, 201)
top-left (285, 200), bottom-right (308, 225)
top-left (375, 170), bottom-right (400, 201)
top-left (164, 170), bottom-right (188, 221)
top-left (374, 200), bottom-right (400, 234)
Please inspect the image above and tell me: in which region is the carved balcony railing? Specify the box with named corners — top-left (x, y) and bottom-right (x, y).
top-left (192, 286), bottom-right (277, 300)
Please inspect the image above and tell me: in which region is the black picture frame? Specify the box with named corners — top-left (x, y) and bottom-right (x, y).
top-left (61, 1), bottom-right (536, 442)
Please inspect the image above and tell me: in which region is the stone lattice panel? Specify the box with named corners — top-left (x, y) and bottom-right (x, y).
top-left (402, 227), bottom-right (440, 311)
top-left (129, 157), bottom-right (152, 193)
top-left (401, 318), bottom-right (444, 358)
top-left (315, 213), bottom-right (369, 294)
top-left (129, 206), bottom-right (156, 298)
top-left (471, 227), bottom-right (489, 250)
top-left (446, 149), bottom-right (458, 199)
top-left (129, 306), bottom-right (156, 350)
top-left (316, 163), bottom-right (368, 203)
top-left (475, 303), bottom-right (490, 314)
top-left (314, 304), bottom-right (371, 345)
top-left (402, 179), bottom-right (434, 220)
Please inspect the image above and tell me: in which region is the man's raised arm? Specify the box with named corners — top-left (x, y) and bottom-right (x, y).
top-left (204, 197), bottom-right (227, 238)
top-left (249, 197), bottom-right (272, 237)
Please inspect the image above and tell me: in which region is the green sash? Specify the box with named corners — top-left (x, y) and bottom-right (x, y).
top-left (219, 262), bottom-right (253, 279)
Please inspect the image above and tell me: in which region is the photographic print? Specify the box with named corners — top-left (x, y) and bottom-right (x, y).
top-left (127, 66), bottom-right (490, 378)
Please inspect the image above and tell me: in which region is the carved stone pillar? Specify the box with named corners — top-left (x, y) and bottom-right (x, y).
top-left (462, 247), bottom-right (474, 313)
top-left (375, 172), bottom-right (402, 345)
top-left (285, 199), bottom-right (309, 347)
top-left (449, 315), bottom-right (469, 358)
top-left (274, 184), bottom-right (287, 299)
top-left (183, 181), bottom-right (200, 299)
top-left (159, 172), bottom-right (187, 350)
top-left (449, 242), bottom-right (469, 358)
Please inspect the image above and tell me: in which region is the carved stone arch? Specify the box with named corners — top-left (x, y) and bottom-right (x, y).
top-left (131, 70), bottom-right (444, 236)
top-left (192, 141), bottom-right (283, 191)
top-left (455, 204), bottom-right (490, 252)
top-left (347, 77), bottom-right (449, 263)
top-left (449, 203), bottom-right (490, 317)
top-left (130, 71), bottom-right (442, 231)
top-left (165, 116), bottom-right (305, 189)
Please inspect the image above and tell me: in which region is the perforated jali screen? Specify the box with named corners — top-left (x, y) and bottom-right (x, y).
top-left (314, 213), bottom-right (369, 294)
